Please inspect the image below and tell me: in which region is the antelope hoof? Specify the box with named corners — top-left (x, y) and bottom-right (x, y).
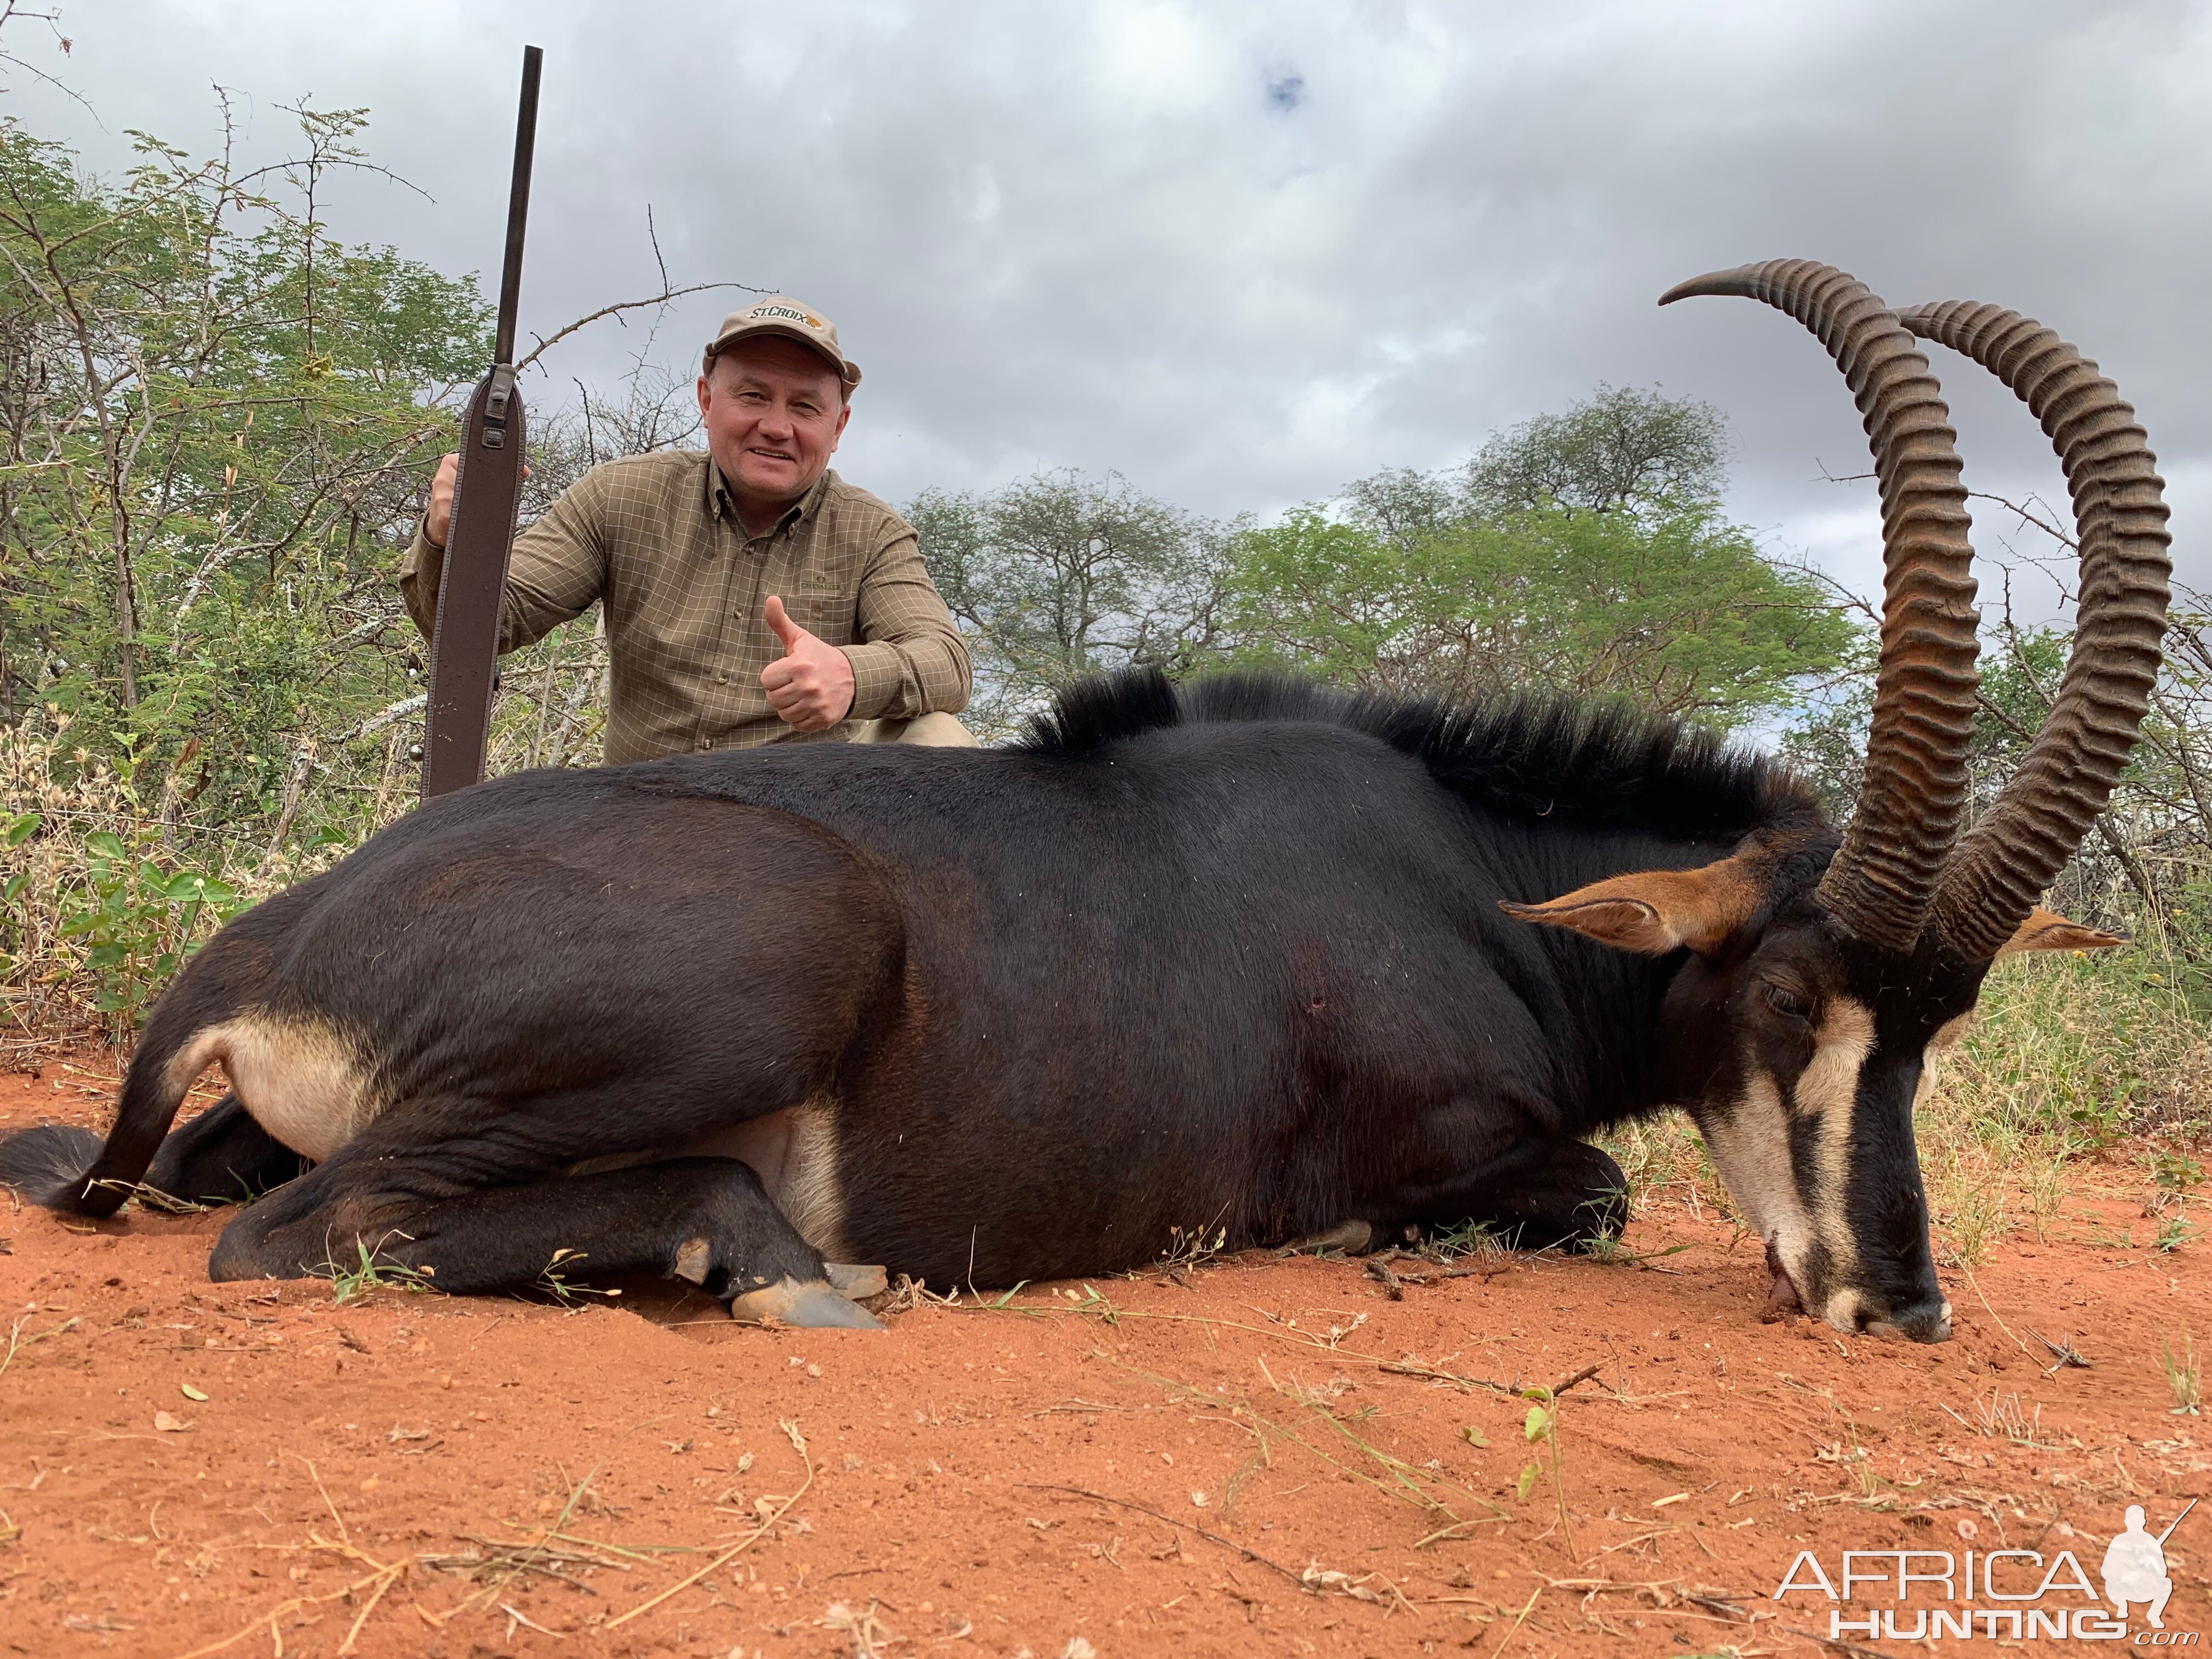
top-left (672, 1237), bottom-right (714, 1286)
top-left (823, 1262), bottom-right (889, 1300)
top-left (728, 1276), bottom-right (885, 1330)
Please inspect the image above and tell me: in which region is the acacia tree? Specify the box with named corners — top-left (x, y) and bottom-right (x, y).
top-left (0, 103), bottom-right (488, 841)
top-left (1461, 382), bottom-right (1726, 516)
top-left (1340, 383), bottom-right (1730, 543)
top-left (1223, 388), bottom-right (1850, 727)
top-left (909, 470), bottom-right (1229, 736)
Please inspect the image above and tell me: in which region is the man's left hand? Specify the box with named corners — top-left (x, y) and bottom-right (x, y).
top-left (761, 595), bottom-right (856, 731)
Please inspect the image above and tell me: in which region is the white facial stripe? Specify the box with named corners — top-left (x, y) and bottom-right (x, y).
top-left (1825, 1285), bottom-right (1872, 1332)
top-left (1699, 1070), bottom-right (1813, 1278)
top-left (1702, 996), bottom-right (1880, 1329)
top-left (1798, 998), bottom-right (1874, 1286)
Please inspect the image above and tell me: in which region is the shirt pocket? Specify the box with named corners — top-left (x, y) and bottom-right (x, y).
top-left (783, 582), bottom-right (855, 647)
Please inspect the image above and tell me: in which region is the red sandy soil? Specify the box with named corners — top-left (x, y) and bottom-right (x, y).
top-left (1, 1053), bottom-right (2206, 1659)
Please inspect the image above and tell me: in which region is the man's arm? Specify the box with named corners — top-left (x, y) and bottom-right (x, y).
top-left (842, 531), bottom-right (974, 721)
top-left (398, 455), bottom-right (610, 653)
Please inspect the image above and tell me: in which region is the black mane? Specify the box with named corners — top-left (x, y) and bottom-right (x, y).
top-left (1020, 667), bottom-right (1818, 841)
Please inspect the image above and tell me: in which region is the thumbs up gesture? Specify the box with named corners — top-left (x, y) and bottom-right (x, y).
top-left (760, 595), bottom-right (857, 731)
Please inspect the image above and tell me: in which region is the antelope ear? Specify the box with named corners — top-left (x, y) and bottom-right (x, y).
top-left (1996, 906), bottom-right (2125, 958)
top-left (1500, 854), bottom-right (1765, 957)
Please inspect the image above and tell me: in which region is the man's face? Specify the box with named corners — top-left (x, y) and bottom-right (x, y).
top-left (696, 337), bottom-right (851, 510)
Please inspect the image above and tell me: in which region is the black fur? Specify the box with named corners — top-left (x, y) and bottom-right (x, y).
top-left (1024, 667), bottom-right (1816, 838)
top-left (0, 1123), bottom-right (104, 1206)
top-left (0, 1097), bottom-right (305, 1212)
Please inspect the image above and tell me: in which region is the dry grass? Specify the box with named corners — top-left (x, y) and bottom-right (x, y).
top-left (1936, 945), bottom-right (2212, 1148)
top-left (2164, 1330), bottom-right (2202, 1417)
top-left (167, 1426), bottom-right (814, 1656)
top-left (2, 642), bottom-right (607, 1048)
top-left (1, 721), bottom-right (324, 1045)
top-left (1918, 944), bottom-right (2211, 1262)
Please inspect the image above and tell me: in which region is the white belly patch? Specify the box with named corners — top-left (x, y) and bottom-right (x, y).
top-left (564, 1099), bottom-right (850, 1260)
top-left (166, 1013), bottom-right (383, 1164)
top-left (675, 1099), bottom-right (850, 1260)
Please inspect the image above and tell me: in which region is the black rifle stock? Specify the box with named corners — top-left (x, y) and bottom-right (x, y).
top-left (423, 43), bottom-right (543, 798)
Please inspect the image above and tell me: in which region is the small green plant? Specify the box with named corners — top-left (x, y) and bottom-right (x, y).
top-left (0, 810), bottom-right (37, 978)
top-left (51, 816), bottom-right (244, 1038)
top-left (321, 1242), bottom-right (439, 1305)
top-left (2157, 1214), bottom-right (2200, 1254)
top-left (1157, 1220), bottom-right (1229, 1272)
top-left (2163, 1330), bottom-right (2200, 1416)
top-left (2154, 1151), bottom-right (2206, 1193)
top-left (1515, 1387), bottom-right (1575, 1554)
top-left (537, 1248), bottom-right (620, 1304)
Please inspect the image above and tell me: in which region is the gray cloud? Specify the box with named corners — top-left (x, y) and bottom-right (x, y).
top-left (13, 0), bottom-right (2205, 616)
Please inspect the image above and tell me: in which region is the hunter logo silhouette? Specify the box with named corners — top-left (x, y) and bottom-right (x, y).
top-left (2105, 1500), bottom-right (2194, 1630)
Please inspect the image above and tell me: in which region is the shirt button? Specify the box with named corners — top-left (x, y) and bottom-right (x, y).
top-left (696, 739), bottom-right (710, 752)
top-left (716, 670), bottom-right (728, 684)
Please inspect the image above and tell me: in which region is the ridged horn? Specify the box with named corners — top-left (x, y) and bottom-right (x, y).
top-left (1660, 260), bottom-right (1981, 951)
top-left (1896, 301), bottom-right (2172, 963)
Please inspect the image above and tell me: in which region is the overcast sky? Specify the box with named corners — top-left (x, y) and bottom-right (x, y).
top-left (10, 1), bottom-right (2208, 612)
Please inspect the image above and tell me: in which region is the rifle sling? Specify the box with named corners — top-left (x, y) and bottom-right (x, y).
top-left (422, 365), bottom-right (527, 797)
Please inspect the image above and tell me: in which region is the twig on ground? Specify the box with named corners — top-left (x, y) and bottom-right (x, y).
top-left (0, 1313), bottom-right (79, 1380)
top-left (1961, 1266), bottom-right (2038, 1358)
top-left (606, 1419), bottom-right (812, 1629)
top-left (1782, 1625), bottom-right (1893, 1659)
top-left (337, 1558), bottom-right (406, 1654)
top-left (501, 1601), bottom-right (565, 1638)
top-left (170, 1479), bottom-right (419, 1659)
top-left (1548, 1362), bottom-right (1605, 1398)
top-left (1487, 1583), bottom-right (1543, 1659)
top-left (425, 1462), bottom-right (607, 1624)
top-left (1299, 1564), bottom-right (1418, 1611)
top-left (2024, 1327), bottom-right (2092, 1373)
top-left (1015, 1482), bottom-right (1309, 1588)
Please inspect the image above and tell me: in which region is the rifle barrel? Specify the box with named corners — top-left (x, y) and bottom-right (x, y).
top-left (2155, 1496), bottom-right (2197, 1545)
top-left (493, 44), bottom-right (543, 367)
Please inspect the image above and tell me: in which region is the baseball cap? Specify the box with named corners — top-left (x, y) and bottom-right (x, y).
top-left (703, 296), bottom-right (862, 390)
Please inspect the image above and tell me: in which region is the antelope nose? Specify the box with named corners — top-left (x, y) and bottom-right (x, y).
top-left (1870, 1296), bottom-right (1953, 1344)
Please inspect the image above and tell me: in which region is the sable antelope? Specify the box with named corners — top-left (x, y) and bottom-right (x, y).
top-left (0, 261), bottom-right (2168, 1337)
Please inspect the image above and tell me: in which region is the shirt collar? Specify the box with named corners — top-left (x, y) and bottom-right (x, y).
top-left (707, 459), bottom-right (835, 537)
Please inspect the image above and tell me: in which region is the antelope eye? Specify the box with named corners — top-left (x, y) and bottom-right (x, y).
top-left (1762, 983), bottom-right (1812, 1023)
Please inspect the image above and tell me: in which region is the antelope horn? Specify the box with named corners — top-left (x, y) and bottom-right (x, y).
top-left (1660, 260), bottom-right (1980, 951)
top-left (1896, 301), bottom-right (2172, 962)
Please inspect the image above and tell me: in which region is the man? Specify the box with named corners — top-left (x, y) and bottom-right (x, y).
top-left (399, 296), bottom-right (973, 761)
top-left (2102, 1504), bottom-right (2175, 1629)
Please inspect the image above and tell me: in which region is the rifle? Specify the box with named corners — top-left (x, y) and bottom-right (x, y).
top-left (2155, 1497), bottom-right (2197, 1546)
top-left (422, 43), bottom-right (543, 798)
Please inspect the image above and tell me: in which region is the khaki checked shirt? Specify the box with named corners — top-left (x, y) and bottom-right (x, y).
top-left (398, 453), bottom-right (971, 764)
